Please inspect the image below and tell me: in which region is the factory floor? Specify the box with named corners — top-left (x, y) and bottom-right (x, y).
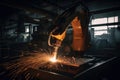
top-left (0, 50), bottom-right (119, 80)
top-left (0, 39), bottom-right (120, 80)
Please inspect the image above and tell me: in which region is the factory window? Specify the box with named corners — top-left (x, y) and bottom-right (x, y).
top-left (94, 26), bottom-right (107, 36)
top-left (92, 18), bottom-right (107, 25)
top-left (92, 16), bottom-right (118, 25)
top-left (108, 16), bottom-right (118, 23)
top-left (94, 30), bottom-right (108, 36)
top-left (91, 16), bottom-right (118, 36)
top-left (25, 26), bottom-right (29, 33)
top-left (94, 26), bottom-right (107, 31)
top-left (24, 23), bottom-right (33, 33)
top-left (108, 16), bottom-right (118, 28)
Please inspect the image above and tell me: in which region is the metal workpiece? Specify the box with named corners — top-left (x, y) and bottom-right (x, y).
top-left (37, 57), bottom-right (117, 80)
top-left (0, 50), bottom-right (118, 80)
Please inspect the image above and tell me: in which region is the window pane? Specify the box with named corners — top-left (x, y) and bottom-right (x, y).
top-left (115, 16), bottom-right (118, 22)
top-left (92, 18), bottom-right (107, 25)
top-left (94, 31), bottom-right (108, 36)
top-left (108, 17), bottom-right (114, 23)
top-left (108, 25), bottom-right (118, 28)
top-left (92, 26), bottom-right (107, 30)
top-left (26, 26), bottom-right (29, 32)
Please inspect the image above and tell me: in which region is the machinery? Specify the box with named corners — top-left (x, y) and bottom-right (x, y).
top-left (43, 3), bottom-right (118, 80)
top-left (48, 2), bottom-right (90, 58)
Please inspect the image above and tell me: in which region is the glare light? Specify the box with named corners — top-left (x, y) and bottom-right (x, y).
top-left (49, 48), bottom-right (58, 63)
top-left (50, 57), bottom-right (57, 63)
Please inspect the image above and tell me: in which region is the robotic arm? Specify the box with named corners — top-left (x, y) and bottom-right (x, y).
top-left (48, 29), bottom-right (66, 47)
top-left (48, 1), bottom-right (89, 53)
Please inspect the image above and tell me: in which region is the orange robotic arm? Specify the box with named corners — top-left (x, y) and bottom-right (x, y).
top-left (48, 1), bottom-right (89, 52)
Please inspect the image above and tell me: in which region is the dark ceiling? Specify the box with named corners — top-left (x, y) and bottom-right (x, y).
top-left (0, 0), bottom-right (96, 19)
top-left (0, 0), bottom-right (119, 22)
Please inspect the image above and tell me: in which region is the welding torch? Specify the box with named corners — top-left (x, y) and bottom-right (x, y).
top-left (48, 27), bottom-right (67, 60)
top-left (48, 27), bottom-right (66, 48)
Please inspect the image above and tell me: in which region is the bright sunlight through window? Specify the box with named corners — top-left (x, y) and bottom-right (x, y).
top-left (91, 16), bottom-right (118, 36)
